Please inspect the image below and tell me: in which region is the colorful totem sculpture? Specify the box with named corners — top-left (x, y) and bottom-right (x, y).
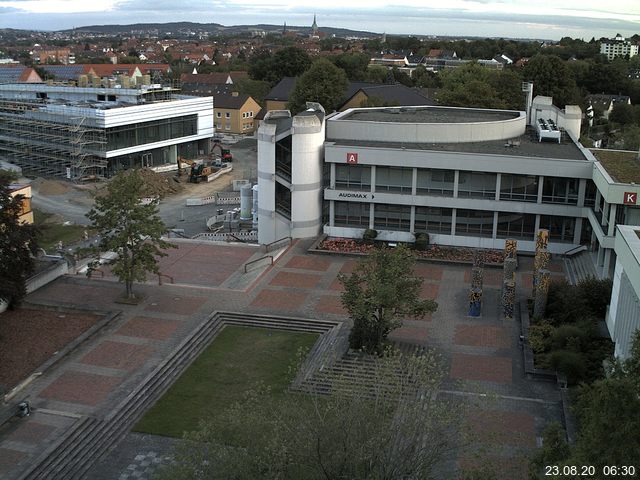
top-left (468, 251), bottom-right (485, 317)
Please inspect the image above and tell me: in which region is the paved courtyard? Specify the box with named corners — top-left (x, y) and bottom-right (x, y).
top-left (0, 239), bottom-right (566, 479)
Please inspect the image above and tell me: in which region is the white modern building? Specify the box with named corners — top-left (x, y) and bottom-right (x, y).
top-left (600, 34), bottom-right (639, 60)
top-left (257, 97), bottom-right (640, 280)
top-left (607, 225), bottom-right (640, 359)
top-left (0, 83), bottom-right (214, 178)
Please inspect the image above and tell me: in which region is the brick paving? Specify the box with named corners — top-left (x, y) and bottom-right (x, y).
top-left (250, 289), bottom-right (308, 312)
top-left (467, 409), bottom-right (536, 447)
top-left (4, 422), bottom-right (56, 444)
top-left (144, 295), bottom-right (207, 316)
top-left (285, 255), bottom-right (332, 271)
top-left (38, 371), bottom-right (123, 406)
top-left (80, 341), bottom-right (154, 371)
top-left (269, 271), bottom-right (323, 289)
top-left (450, 353), bottom-right (513, 383)
top-left (454, 324), bottom-right (512, 349)
top-left (0, 239), bottom-right (568, 480)
top-left (115, 316), bottom-right (182, 341)
top-left (313, 295), bottom-right (346, 315)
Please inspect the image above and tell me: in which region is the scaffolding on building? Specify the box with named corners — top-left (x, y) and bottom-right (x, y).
top-left (0, 98), bottom-right (107, 179)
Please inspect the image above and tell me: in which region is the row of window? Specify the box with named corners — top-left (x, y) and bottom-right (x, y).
top-left (215, 111), bottom-right (255, 119)
top-left (106, 115), bottom-right (197, 150)
top-left (333, 201), bottom-right (576, 242)
top-left (334, 165), bottom-right (581, 205)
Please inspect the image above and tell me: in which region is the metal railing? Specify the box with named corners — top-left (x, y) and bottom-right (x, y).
top-left (562, 244), bottom-right (587, 258)
top-left (244, 255), bottom-right (273, 273)
top-left (263, 236), bottom-right (292, 253)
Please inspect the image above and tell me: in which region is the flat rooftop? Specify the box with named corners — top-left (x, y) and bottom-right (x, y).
top-left (329, 128), bottom-right (586, 161)
top-left (590, 149), bottom-right (640, 183)
top-left (339, 106), bottom-right (520, 124)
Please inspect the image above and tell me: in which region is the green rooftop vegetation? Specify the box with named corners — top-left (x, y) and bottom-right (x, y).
top-left (591, 149), bottom-right (640, 184)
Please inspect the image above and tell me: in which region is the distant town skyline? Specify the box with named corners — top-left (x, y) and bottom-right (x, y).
top-left (0, 0), bottom-right (638, 40)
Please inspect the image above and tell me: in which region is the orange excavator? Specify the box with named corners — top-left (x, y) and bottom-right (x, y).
top-left (212, 140), bottom-right (233, 162)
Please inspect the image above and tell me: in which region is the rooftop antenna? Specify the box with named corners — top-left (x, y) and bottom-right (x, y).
top-left (522, 82), bottom-right (533, 125)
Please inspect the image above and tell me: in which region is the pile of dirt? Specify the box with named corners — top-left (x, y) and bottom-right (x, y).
top-left (138, 169), bottom-right (184, 198)
top-left (32, 178), bottom-right (72, 195)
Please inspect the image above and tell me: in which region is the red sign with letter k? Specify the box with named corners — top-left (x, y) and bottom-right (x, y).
top-left (624, 192), bottom-right (637, 205)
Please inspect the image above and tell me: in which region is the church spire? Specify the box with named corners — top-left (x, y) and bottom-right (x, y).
top-left (311, 14), bottom-right (318, 36)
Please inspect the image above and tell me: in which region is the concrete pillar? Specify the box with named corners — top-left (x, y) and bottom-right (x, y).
top-left (330, 163), bottom-right (336, 189)
top-left (492, 212), bottom-right (498, 238)
top-left (608, 204), bottom-right (617, 236)
top-left (410, 205), bottom-right (416, 233)
top-left (537, 176), bottom-right (544, 203)
top-left (370, 165), bottom-right (376, 193)
top-left (453, 170), bottom-right (460, 198)
top-left (495, 173), bottom-right (501, 201)
top-left (329, 200), bottom-right (335, 227)
top-left (411, 168), bottom-right (417, 196)
top-left (577, 179), bottom-right (586, 207)
top-left (603, 249), bottom-right (612, 278)
top-left (451, 209), bottom-right (457, 236)
top-left (369, 202), bottom-right (375, 229)
top-left (574, 218), bottom-right (583, 245)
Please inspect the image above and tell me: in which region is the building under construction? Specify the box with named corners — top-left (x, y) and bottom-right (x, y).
top-left (0, 83), bottom-right (214, 179)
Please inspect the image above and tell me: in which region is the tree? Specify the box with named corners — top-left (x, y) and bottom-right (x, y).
top-left (86, 170), bottom-right (174, 300)
top-left (249, 46), bottom-right (311, 84)
top-left (157, 350), bottom-right (463, 480)
top-left (339, 245), bottom-right (438, 354)
top-left (437, 63), bottom-right (523, 110)
top-left (287, 58), bottom-right (349, 114)
top-left (523, 55), bottom-right (580, 107)
top-left (0, 171), bottom-right (39, 308)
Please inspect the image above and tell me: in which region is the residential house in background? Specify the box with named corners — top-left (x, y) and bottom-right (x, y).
top-left (213, 91), bottom-right (261, 134)
top-left (0, 65), bottom-right (42, 83)
top-left (600, 34), bottom-right (639, 60)
top-left (8, 184), bottom-right (33, 225)
top-left (586, 94), bottom-right (632, 120)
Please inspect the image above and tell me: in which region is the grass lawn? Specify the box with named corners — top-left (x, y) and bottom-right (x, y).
top-left (133, 325), bottom-right (318, 438)
top-left (33, 209), bottom-right (91, 250)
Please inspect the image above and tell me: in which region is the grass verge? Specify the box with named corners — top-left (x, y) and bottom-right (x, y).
top-left (133, 325), bottom-right (318, 438)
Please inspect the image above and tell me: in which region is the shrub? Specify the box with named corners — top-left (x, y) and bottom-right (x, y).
top-left (414, 233), bottom-right (429, 251)
top-left (577, 276), bottom-right (613, 319)
top-left (546, 280), bottom-right (589, 325)
top-left (549, 349), bottom-right (587, 384)
top-left (528, 319), bottom-right (555, 354)
top-left (551, 324), bottom-right (589, 351)
top-left (362, 228), bottom-right (378, 244)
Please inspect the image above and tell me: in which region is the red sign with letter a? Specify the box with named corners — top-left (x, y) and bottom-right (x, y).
top-left (623, 192), bottom-right (637, 205)
top-left (346, 152), bottom-right (358, 164)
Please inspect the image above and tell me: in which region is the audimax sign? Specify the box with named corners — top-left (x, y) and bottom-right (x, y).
top-left (337, 192), bottom-right (371, 199)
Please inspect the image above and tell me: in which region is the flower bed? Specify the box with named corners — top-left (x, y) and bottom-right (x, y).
top-left (318, 238), bottom-right (504, 264)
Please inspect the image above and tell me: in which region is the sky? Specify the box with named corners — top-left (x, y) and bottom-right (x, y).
top-left (0, 0), bottom-right (638, 40)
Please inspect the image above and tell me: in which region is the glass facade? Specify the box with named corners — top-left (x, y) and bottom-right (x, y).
top-left (335, 165), bottom-right (371, 190)
top-left (416, 168), bottom-right (454, 196)
top-left (457, 171), bottom-right (497, 199)
top-left (539, 215), bottom-right (575, 243)
top-left (334, 201), bottom-right (370, 227)
top-left (375, 166), bottom-right (413, 194)
top-left (414, 206), bottom-right (452, 234)
top-left (275, 136), bottom-right (292, 182)
top-left (496, 212), bottom-right (536, 239)
top-left (106, 115), bottom-right (197, 150)
top-left (455, 209), bottom-right (494, 237)
top-left (275, 182), bottom-right (291, 219)
top-left (542, 177), bottom-right (579, 205)
top-left (500, 174), bottom-right (539, 202)
top-left (374, 204), bottom-right (411, 230)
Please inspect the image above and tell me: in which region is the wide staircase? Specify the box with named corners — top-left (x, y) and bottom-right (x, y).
top-left (563, 250), bottom-right (597, 285)
top-left (292, 341), bottom-right (427, 399)
top-left (17, 312), bottom-right (340, 480)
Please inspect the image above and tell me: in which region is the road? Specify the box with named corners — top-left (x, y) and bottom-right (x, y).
top-left (30, 138), bottom-right (258, 238)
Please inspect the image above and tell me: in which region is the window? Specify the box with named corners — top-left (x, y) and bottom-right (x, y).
top-left (539, 215), bottom-right (575, 243)
top-left (334, 201), bottom-right (370, 227)
top-left (249, 111), bottom-right (254, 117)
top-left (374, 204), bottom-right (411, 231)
top-left (335, 165), bottom-right (371, 190)
top-left (106, 115), bottom-right (198, 150)
top-left (225, 123), bottom-right (231, 130)
top-left (455, 209), bottom-right (494, 237)
top-left (500, 174), bottom-right (539, 202)
top-left (107, 95), bottom-right (116, 102)
top-left (225, 112), bottom-right (230, 118)
top-left (375, 166), bottom-right (412, 193)
top-left (542, 177), bottom-right (578, 205)
top-left (97, 94), bottom-right (106, 101)
top-left (216, 112), bottom-right (221, 118)
top-left (414, 206), bottom-right (452, 234)
top-left (457, 171), bottom-right (496, 199)
top-left (496, 212), bottom-right (536, 240)
top-left (416, 168), bottom-right (454, 196)
top-left (584, 180), bottom-right (597, 207)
